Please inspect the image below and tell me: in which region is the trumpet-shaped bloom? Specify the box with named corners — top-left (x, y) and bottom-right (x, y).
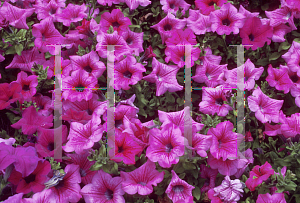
top-left (272, 23), bottom-right (292, 42)
top-left (265, 6), bottom-right (297, 30)
top-left (282, 42), bottom-right (300, 77)
top-left (121, 0), bottom-right (151, 10)
top-left (99, 9), bottom-right (131, 34)
top-left (56, 3), bottom-right (87, 26)
top-left (15, 71), bottom-right (38, 101)
top-left (291, 83), bottom-right (300, 108)
top-left (247, 86), bottom-right (284, 123)
top-left (279, 111), bottom-right (300, 138)
top-left (165, 28), bottom-right (197, 46)
top-left (266, 64), bottom-right (293, 93)
top-left (81, 169), bottom-right (125, 203)
top-left (233, 148), bottom-right (254, 179)
top-left (192, 132), bottom-right (212, 157)
top-left (0, 82), bottom-right (22, 110)
top-left (199, 164), bottom-right (218, 193)
top-left (241, 58), bottom-right (264, 91)
top-left (121, 28), bottom-right (144, 56)
top-left (165, 170), bottom-right (195, 202)
top-left (256, 193), bottom-right (287, 203)
top-left (210, 3), bottom-right (245, 35)
top-left (238, 5), bottom-right (259, 20)
top-left (187, 9), bottom-right (212, 35)
top-left (160, 0), bottom-right (190, 15)
top-left (21, 189), bottom-right (55, 203)
top-left (213, 176), bottom-right (244, 202)
top-left (146, 124), bottom-right (185, 168)
top-left (120, 160), bottom-right (165, 195)
top-left (34, 0), bottom-right (60, 21)
top-left (195, 0), bottom-right (227, 15)
top-left (143, 57), bottom-right (183, 96)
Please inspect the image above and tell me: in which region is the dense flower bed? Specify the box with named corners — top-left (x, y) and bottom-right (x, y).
top-left (0, 0), bottom-right (300, 202)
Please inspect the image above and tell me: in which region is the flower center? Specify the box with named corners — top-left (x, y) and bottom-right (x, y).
top-left (115, 119), bottom-right (123, 128)
top-left (290, 74), bottom-right (299, 83)
top-left (157, 74), bottom-right (163, 81)
top-left (83, 65), bottom-right (92, 73)
top-left (163, 24), bottom-right (172, 31)
top-left (126, 38), bottom-right (133, 45)
top-left (169, 3), bottom-right (175, 9)
top-left (47, 142), bottom-right (55, 151)
top-left (49, 7), bottom-right (56, 15)
top-left (222, 18), bottom-right (231, 26)
top-left (165, 143), bottom-right (173, 153)
top-left (42, 34), bottom-right (46, 41)
top-left (24, 174), bottom-right (36, 184)
top-left (112, 21), bottom-right (120, 28)
top-left (105, 189), bottom-right (114, 200)
top-left (75, 84), bottom-right (85, 92)
top-left (23, 84), bottom-right (30, 91)
top-left (86, 108), bottom-right (93, 115)
top-left (284, 12), bottom-right (291, 20)
top-left (180, 56), bottom-right (185, 61)
top-left (118, 146), bottom-right (124, 153)
top-left (55, 179), bottom-right (64, 189)
top-left (208, 1), bottom-right (215, 6)
top-left (123, 70), bottom-right (132, 78)
top-left (218, 139), bottom-right (222, 148)
top-left (215, 98), bottom-right (223, 106)
top-left (80, 168), bottom-right (87, 177)
top-left (206, 73), bottom-right (211, 80)
top-left (138, 181), bottom-right (147, 186)
top-left (172, 185), bottom-right (184, 193)
top-left (249, 34), bottom-right (255, 41)
top-left (244, 76), bottom-right (249, 81)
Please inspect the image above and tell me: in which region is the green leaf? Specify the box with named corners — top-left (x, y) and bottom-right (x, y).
top-left (278, 41), bottom-right (291, 52)
top-left (5, 46), bottom-right (16, 55)
top-left (269, 52), bottom-right (281, 61)
top-left (291, 31), bottom-right (300, 37)
top-left (256, 58), bottom-right (269, 66)
top-left (182, 162), bottom-right (196, 170)
top-left (192, 186), bottom-right (201, 200)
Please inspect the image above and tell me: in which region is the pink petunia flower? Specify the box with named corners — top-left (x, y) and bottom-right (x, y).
top-left (272, 23), bottom-right (293, 42)
top-left (195, 0), bottom-right (227, 15)
top-left (240, 17), bottom-right (273, 50)
top-left (266, 64), bottom-right (293, 94)
top-left (238, 5), bottom-right (259, 20)
top-left (199, 87), bottom-right (233, 117)
top-left (34, 0), bottom-right (60, 21)
top-left (247, 86), bottom-right (284, 123)
top-left (56, 3), bottom-right (87, 26)
top-left (187, 9), bottom-right (212, 35)
top-left (32, 94), bottom-right (53, 116)
top-left (146, 123), bottom-right (185, 168)
top-left (256, 192), bottom-right (287, 203)
top-left (15, 71), bottom-right (38, 101)
top-left (143, 57), bottom-right (183, 96)
top-left (279, 111), bottom-right (300, 139)
top-left (233, 148), bottom-right (254, 178)
top-left (207, 188), bottom-right (223, 203)
top-left (120, 0), bottom-right (151, 10)
top-left (97, 0), bottom-right (120, 6)
top-left (265, 6), bottom-right (297, 30)
top-left (165, 28), bottom-right (197, 47)
top-left (139, 45), bottom-right (156, 63)
top-left (160, 0), bottom-right (190, 15)
top-left (99, 9), bottom-right (131, 34)
top-left (2, 193), bottom-right (24, 203)
top-left (0, 138), bottom-right (16, 146)
top-left (62, 69), bottom-right (98, 102)
top-left (21, 189), bottom-right (55, 202)
top-left (81, 169), bottom-right (125, 203)
top-left (121, 28), bottom-right (144, 55)
top-left (120, 159), bottom-right (165, 195)
top-left (200, 164), bottom-right (218, 193)
top-left (241, 58), bottom-right (264, 91)
top-left (165, 170), bottom-right (195, 202)
top-left (150, 12), bottom-right (186, 44)
top-left (0, 82), bottom-right (23, 110)
top-left (192, 132), bottom-right (212, 157)
top-left (35, 0), bottom-right (65, 7)
top-left (264, 122), bottom-right (282, 136)
top-left (282, 41), bottom-right (300, 76)
top-left (291, 83), bottom-right (300, 108)
top-left (245, 161), bottom-right (274, 192)
top-left (210, 3), bottom-right (245, 35)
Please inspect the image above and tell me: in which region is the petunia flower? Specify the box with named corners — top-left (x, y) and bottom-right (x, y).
top-left (120, 159), bottom-right (165, 195)
top-left (11, 106), bottom-right (53, 135)
top-left (0, 2), bottom-right (34, 29)
top-left (210, 3), bottom-right (245, 35)
top-left (233, 148), bottom-right (254, 178)
top-left (0, 82), bottom-right (23, 110)
top-left (165, 170), bottom-right (195, 202)
top-left (8, 160), bottom-right (51, 194)
top-left (240, 17), bottom-right (273, 50)
top-left (192, 132), bottom-right (212, 157)
top-left (5, 47), bottom-right (46, 73)
top-left (272, 23), bottom-right (292, 42)
top-left (113, 55), bottom-right (146, 90)
top-left (43, 56), bottom-right (72, 79)
top-left (264, 123), bottom-right (282, 136)
top-left (99, 9), bottom-right (131, 34)
top-left (34, 0), bottom-right (60, 21)
top-left (278, 111), bottom-right (300, 139)
top-left (97, 0), bottom-right (119, 6)
top-left (238, 5), bottom-right (259, 20)
top-left (291, 83), bottom-right (300, 108)
top-left (76, 19), bottom-right (94, 38)
top-left (15, 71), bottom-right (38, 101)
top-left (1, 193), bottom-right (24, 203)
top-left (121, 28), bottom-right (144, 55)
top-left (150, 12), bottom-right (186, 44)
top-left (116, 94), bottom-right (139, 113)
top-left (247, 86), bottom-right (284, 123)
top-left (160, 0), bottom-right (190, 15)
top-left (69, 51), bottom-right (106, 78)
top-left (245, 161), bottom-right (274, 192)
top-left (143, 57), bottom-right (183, 96)
top-left (121, 0), bottom-right (151, 10)
top-left (81, 169), bottom-right (125, 203)
top-left (165, 28), bottom-right (197, 46)
top-left (241, 58), bottom-right (264, 91)
top-left (146, 123), bottom-right (185, 168)
top-left (48, 164), bottom-right (82, 203)
top-left (32, 93), bottom-right (53, 117)
top-left (256, 192), bottom-right (287, 203)
top-left (195, 0), bottom-right (227, 15)
top-left (56, 3), bottom-right (87, 26)
top-left (35, 0), bottom-right (66, 7)
top-left (0, 138), bottom-right (16, 146)
top-left (266, 64), bottom-right (293, 93)
top-left (265, 6), bottom-right (297, 30)
top-left (200, 164), bottom-right (218, 193)
top-left (199, 87), bottom-right (233, 117)
top-left (187, 9), bottom-right (212, 35)
top-left (139, 45), bottom-right (156, 63)
top-left (21, 189), bottom-right (55, 203)
top-left (207, 188), bottom-right (223, 203)
top-left (32, 18), bottom-right (66, 55)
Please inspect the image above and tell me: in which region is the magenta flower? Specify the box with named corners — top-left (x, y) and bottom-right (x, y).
top-left (187, 9), bottom-right (212, 35)
top-left (240, 17), bottom-right (273, 50)
top-left (8, 160), bottom-right (51, 194)
top-left (279, 111), bottom-right (300, 139)
top-left (165, 170), bottom-right (195, 202)
top-left (247, 86), bottom-right (284, 123)
top-left (34, 0), bottom-right (60, 21)
top-left (121, 0), bottom-right (151, 10)
top-left (146, 123), bottom-right (185, 168)
top-left (21, 189), bottom-right (55, 203)
top-left (150, 12), bottom-right (186, 44)
top-left (116, 94), bottom-right (139, 113)
top-left (32, 18), bottom-right (66, 55)
top-left (15, 71), bottom-right (38, 101)
top-left (97, 0), bottom-right (119, 6)
top-left (210, 3), bottom-right (245, 35)
top-left (239, 5), bottom-right (259, 20)
top-left (207, 188), bottom-right (222, 203)
top-left (256, 193), bottom-right (287, 203)
top-left (0, 2), bottom-right (34, 29)
top-left (49, 164), bottom-right (82, 203)
top-left (32, 94), bottom-right (53, 117)
top-left (282, 41), bottom-right (300, 76)
top-left (195, 0), bottom-right (227, 15)
top-left (199, 87), bottom-right (233, 117)
top-left (291, 83), bottom-right (300, 108)
top-left (165, 28), bottom-right (197, 46)
top-left (160, 0), bottom-right (190, 15)
top-left (1, 193), bottom-right (24, 203)
top-left (69, 51), bottom-right (106, 78)
top-left (264, 123), bottom-right (282, 136)
top-left (11, 106), bottom-right (53, 135)
top-left (245, 161), bottom-right (275, 192)
top-left (81, 169), bottom-right (125, 203)
top-left (0, 138), bottom-right (16, 146)
top-left (241, 58), bottom-right (264, 91)
top-left (63, 114), bottom-right (103, 154)
top-left (200, 164), bottom-right (218, 193)
top-left (266, 64), bottom-right (293, 93)
top-left (120, 159), bottom-right (165, 195)
top-left (143, 57), bottom-right (183, 96)
top-left (99, 9), bottom-right (131, 34)
top-left (139, 45), bottom-right (157, 63)
top-left (213, 175), bottom-right (245, 202)
top-left (272, 23), bottom-right (292, 42)
top-left (62, 69), bottom-right (98, 102)
top-left (121, 28), bottom-right (144, 55)
top-left (234, 148), bottom-right (254, 178)
top-left (113, 55), bottom-right (146, 90)
top-left (265, 6), bottom-right (297, 30)
top-left (192, 132), bottom-right (212, 158)
top-left (56, 3), bottom-right (87, 26)
top-left (0, 82), bottom-right (22, 110)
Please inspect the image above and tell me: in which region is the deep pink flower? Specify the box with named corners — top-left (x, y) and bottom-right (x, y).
top-left (21, 189), bottom-right (55, 203)
top-left (34, 0), bottom-right (60, 21)
top-left (264, 123), bottom-right (282, 136)
top-left (239, 5), bottom-right (259, 20)
top-left (207, 188), bottom-right (223, 203)
top-left (146, 123), bottom-right (185, 168)
top-left (200, 164), bottom-right (218, 193)
top-left (121, 28), bottom-right (144, 55)
top-left (234, 148), bottom-right (254, 178)
top-left (245, 131), bottom-right (254, 142)
top-left (279, 111), bottom-right (300, 138)
top-left (266, 64), bottom-right (293, 93)
top-left (0, 2), bottom-right (34, 29)
top-left (116, 94), bottom-right (139, 113)
top-left (165, 170), bottom-right (195, 202)
top-left (143, 57), bottom-right (183, 96)
top-left (282, 41), bottom-right (300, 76)
top-left (291, 83), bottom-right (300, 108)
top-left (42, 56), bottom-right (72, 79)
top-left (199, 47), bottom-right (222, 67)
top-left (76, 19), bottom-right (94, 37)
top-left (8, 160), bottom-right (51, 194)
top-left (120, 159), bottom-right (165, 195)
top-left (241, 58), bottom-right (264, 91)
top-left (62, 69), bottom-right (98, 102)
top-left (2, 193), bottom-right (24, 203)
top-left (121, 0), bottom-right (151, 10)
top-left (56, 3), bottom-right (87, 26)
top-left (187, 9), bottom-right (212, 34)
top-left (150, 12), bottom-right (186, 44)
top-left (265, 6), bottom-right (297, 30)
top-left (247, 86), bottom-right (284, 123)
top-left (245, 161), bottom-right (274, 192)
top-left (0, 138), bottom-right (16, 146)
top-left (210, 3), bottom-right (245, 35)
top-left (11, 106), bottom-right (53, 135)
top-left (199, 87), bottom-right (233, 117)
top-left (35, 0), bottom-right (65, 7)
top-left (256, 193), bottom-right (287, 203)
top-left (192, 132), bottom-right (212, 157)
top-left (15, 71), bottom-right (38, 101)
top-left (139, 45), bottom-right (156, 63)
top-left (99, 9), bottom-right (131, 34)
top-left (32, 18), bottom-right (66, 55)
top-left (195, 0), bottom-right (227, 15)
top-left (81, 169), bottom-right (125, 203)
top-left (160, 0), bottom-right (190, 15)
top-left (0, 82), bottom-right (22, 110)
top-left (165, 28), bottom-right (197, 47)
top-left (240, 17), bottom-right (273, 50)
top-left (272, 23), bottom-right (292, 42)
top-left (97, 0), bottom-right (119, 6)
top-left (113, 55), bottom-right (146, 90)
